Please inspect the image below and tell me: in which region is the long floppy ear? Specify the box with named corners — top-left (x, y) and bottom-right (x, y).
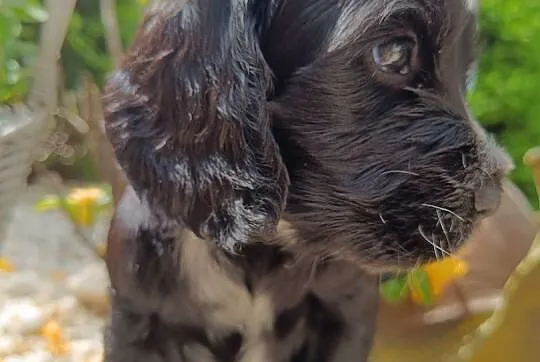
top-left (102, 1), bottom-right (289, 251)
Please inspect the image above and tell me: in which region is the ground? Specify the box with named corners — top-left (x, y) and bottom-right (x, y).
top-left (0, 182), bottom-right (109, 362)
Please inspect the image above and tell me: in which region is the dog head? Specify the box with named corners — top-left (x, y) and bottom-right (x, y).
top-left (103, 0), bottom-right (508, 270)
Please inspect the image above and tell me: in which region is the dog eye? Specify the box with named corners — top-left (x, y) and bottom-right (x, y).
top-left (372, 38), bottom-right (417, 75)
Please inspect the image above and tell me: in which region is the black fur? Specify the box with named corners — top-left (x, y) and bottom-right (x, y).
top-left (102, 0), bottom-right (506, 361)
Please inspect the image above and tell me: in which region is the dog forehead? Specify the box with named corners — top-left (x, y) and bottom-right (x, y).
top-left (328, 0), bottom-right (475, 50)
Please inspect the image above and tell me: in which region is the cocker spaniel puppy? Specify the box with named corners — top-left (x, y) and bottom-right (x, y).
top-left (102, 0), bottom-right (509, 361)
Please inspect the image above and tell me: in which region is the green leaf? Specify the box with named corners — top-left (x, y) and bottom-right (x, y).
top-left (380, 274), bottom-right (410, 304)
top-left (22, 3), bottom-right (49, 23)
top-left (5, 59), bottom-right (21, 84)
top-left (34, 195), bottom-right (62, 212)
top-left (409, 268), bottom-right (434, 306)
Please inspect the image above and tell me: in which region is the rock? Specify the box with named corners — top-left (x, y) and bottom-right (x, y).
top-left (70, 339), bottom-right (103, 362)
top-left (44, 296), bottom-right (80, 322)
top-left (0, 336), bottom-right (30, 357)
top-left (0, 272), bottom-right (43, 297)
top-left (0, 298), bottom-right (49, 335)
top-left (3, 350), bottom-right (54, 362)
top-left (67, 263), bottom-right (110, 317)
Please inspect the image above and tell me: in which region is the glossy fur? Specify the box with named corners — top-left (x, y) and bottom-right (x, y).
top-left (102, 0), bottom-right (506, 361)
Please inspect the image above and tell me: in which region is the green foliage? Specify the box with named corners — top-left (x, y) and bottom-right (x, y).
top-left (0, 0), bottom-right (47, 104)
top-left (469, 1), bottom-right (540, 202)
top-left (380, 274), bottom-right (409, 304)
top-left (61, 0), bottom-right (144, 90)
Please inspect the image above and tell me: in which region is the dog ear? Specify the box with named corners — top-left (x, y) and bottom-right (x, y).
top-left (102, 1), bottom-right (289, 252)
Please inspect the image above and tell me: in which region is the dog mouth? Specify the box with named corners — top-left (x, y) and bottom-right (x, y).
top-left (415, 203), bottom-right (474, 261)
top-left (364, 172), bottom-right (503, 271)
top-left (373, 201), bottom-right (485, 276)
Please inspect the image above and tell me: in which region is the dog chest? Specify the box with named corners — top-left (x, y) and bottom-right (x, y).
top-left (158, 230), bottom-right (309, 361)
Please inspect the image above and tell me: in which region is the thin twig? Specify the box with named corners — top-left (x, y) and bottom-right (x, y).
top-left (100, 0), bottom-right (124, 68)
top-left (79, 74), bottom-right (127, 206)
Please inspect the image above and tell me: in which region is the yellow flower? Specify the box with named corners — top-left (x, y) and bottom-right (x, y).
top-left (65, 187), bottom-right (109, 227)
top-left (67, 187), bottom-right (107, 204)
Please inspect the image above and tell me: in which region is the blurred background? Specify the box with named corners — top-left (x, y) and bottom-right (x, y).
top-left (0, 1), bottom-right (539, 362)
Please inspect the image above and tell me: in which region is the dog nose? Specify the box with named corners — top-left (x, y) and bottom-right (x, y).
top-left (474, 179), bottom-right (502, 216)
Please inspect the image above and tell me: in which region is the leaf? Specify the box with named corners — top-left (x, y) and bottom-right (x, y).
top-left (22, 3), bottom-right (49, 23)
top-left (380, 274), bottom-right (410, 304)
top-left (96, 243), bottom-right (107, 258)
top-left (50, 271), bottom-right (67, 282)
top-left (34, 195), bottom-right (62, 212)
top-left (5, 58), bottom-right (21, 84)
top-left (409, 268), bottom-right (434, 306)
top-left (41, 320), bottom-right (70, 356)
top-left (0, 257), bottom-right (15, 273)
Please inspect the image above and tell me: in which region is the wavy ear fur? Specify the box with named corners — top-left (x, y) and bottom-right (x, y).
top-left (102, 0), bottom-right (289, 251)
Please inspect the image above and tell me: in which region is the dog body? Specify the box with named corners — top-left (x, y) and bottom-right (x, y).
top-left (102, 0), bottom-right (507, 361)
top-left (105, 187), bottom-right (379, 361)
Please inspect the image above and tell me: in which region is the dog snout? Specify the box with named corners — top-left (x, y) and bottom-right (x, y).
top-left (474, 178), bottom-right (502, 217)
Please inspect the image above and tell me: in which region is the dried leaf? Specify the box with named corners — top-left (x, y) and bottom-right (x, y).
top-left (0, 257), bottom-right (15, 273)
top-left (41, 319), bottom-right (70, 356)
top-left (50, 270), bottom-right (67, 282)
top-left (96, 243), bottom-right (107, 258)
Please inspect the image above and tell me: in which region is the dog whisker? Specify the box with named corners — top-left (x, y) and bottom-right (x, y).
top-left (461, 152), bottom-right (468, 169)
top-left (418, 225), bottom-right (450, 260)
top-left (432, 230), bottom-right (450, 260)
top-left (421, 203), bottom-right (466, 222)
top-left (436, 209), bottom-right (452, 253)
top-left (432, 231), bottom-right (442, 261)
top-left (395, 242), bottom-right (409, 254)
top-left (381, 170), bottom-right (420, 177)
top-left (418, 225), bottom-right (438, 260)
top-left (379, 213), bottom-right (387, 224)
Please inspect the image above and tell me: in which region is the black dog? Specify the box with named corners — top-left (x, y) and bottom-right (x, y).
top-left (102, 0), bottom-right (509, 361)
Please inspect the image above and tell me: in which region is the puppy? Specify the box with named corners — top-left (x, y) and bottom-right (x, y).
top-left (102, 0), bottom-right (508, 361)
